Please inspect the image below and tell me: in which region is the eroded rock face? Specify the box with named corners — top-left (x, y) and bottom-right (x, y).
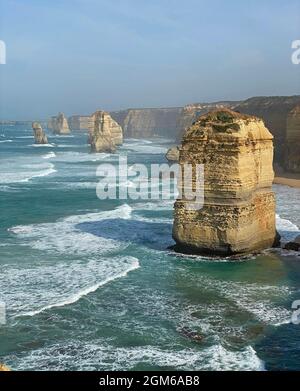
top-left (88, 110), bottom-right (123, 153)
top-left (111, 108), bottom-right (182, 138)
top-left (234, 96), bottom-right (300, 165)
top-left (52, 113), bottom-right (70, 134)
top-left (173, 109), bottom-right (278, 256)
top-left (285, 105), bottom-right (300, 173)
top-left (166, 146), bottom-right (180, 162)
top-left (32, 122), bottom-right (48, 144)
top-left (175, 96), bottom-right (300, 167)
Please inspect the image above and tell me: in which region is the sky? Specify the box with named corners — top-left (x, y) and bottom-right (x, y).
top-left (0, 0), bottom-right (299, 120)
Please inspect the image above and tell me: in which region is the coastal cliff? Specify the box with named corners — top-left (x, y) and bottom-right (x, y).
top-left (88, 110), bottom-right (123, 153)
top-left (51, 113), bottom-right (70, 135)
top-left (175, 96), bottom-right (300, 168)
top-left (111, 108), bottom-right (182, 138)
top-left (285, 105), bottom-right (300, 173)
top-left (233, 96), bottom-right (300, 165)
top-left (173, 109), bottom-right (278, 256)
top-left (32, 122), bottom-right (48, 144)
top-left (68, 115), bottom-right (91, 131)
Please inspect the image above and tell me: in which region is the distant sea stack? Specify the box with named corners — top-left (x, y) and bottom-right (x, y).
top-left (110, 108), bottom-right (182, 138)
top-left (173, 109), bottom-right (278, 256)
top-left (166, 146), bottom-right (180, 162)
top-left (88, 110), bottom-right (123, 153)
top-left (285, 105), bottom-right (300, 173)
top-left (51, 112), bottom-right (70, 134)
top-left (32, 122), bottom-right (48, 144)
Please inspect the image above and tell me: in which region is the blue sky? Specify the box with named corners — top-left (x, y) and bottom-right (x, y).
top-left (0, 0), bottom-right (299, 119)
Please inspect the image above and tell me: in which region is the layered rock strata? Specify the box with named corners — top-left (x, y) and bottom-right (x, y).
top-left (233, 96), bottom-right (300, 165)
top-left (32, 122), bottom-right (48, 144)
top-left (175, 97), bottom-right (300, 167)
top-left (51, 113), bottom-right (70, 134)
top-left (110, 108), bottom-right (182, 138)
top-left (68, 115), bottom-right (91, 131)
top-left (173, 109), bottom-right (278, 256)
top-left (285, 105), bottom-right (300, 173)
top-left (88, 110), bottom-right (123, 153)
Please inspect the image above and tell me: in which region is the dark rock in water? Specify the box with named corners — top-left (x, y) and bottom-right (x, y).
top-left (284, 236), bottom-right (300, 251)
top-left (178, 327), bottom-right (203, 342)
top-left (50, 112), bottom-right (70, 135)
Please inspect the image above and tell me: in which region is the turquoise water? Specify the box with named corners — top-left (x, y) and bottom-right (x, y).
top-left (0, 125), bottom-right (300, 371)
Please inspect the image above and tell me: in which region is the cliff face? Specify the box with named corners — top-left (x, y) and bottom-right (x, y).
top-left (175, 97), bottom-right (300, 167)
top-left (51, 113), bottom-right (70, 134)
top-left (173, 109), bottom-right (278, 256)
top-left (285, 105), bottom-right (300, 173)
top-left (110, 108), bottom-right (182, 138)
top-left (32, 122), bottom-right (48, 144)
top-left (68, 115), bottom-right (91, 131)
top-left (88, 110), bottom-right (123, 153)
top-left (233, 96), bottom-right (300, 165)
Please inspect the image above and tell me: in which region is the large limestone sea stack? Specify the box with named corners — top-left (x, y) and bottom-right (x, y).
top-left (285, 105), bottom-right (300, 173)
top-left (32, 122), bottom-right (48, 144)
top-left (88, 110), bottom-right (123, 153)
top-left (173, 109), bottom-right (278, 256)
top-left (52, 112), bottom-right (70, 135)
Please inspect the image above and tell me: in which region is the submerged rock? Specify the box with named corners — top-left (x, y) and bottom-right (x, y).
top-left (166, 146), bottom-right (180, 162)
top-left (285, 105), bottom-right (300, 173)
top-left (88, 110), bottom-right (123, 153)
top-left (173, 109), bottom-right (278, 256)
top-left (178, 327), bottom-right (203, 342)
top-left (32, 122), bottom-right (48, 144)
top-left (51, 112), bottom-right (70, 135)
top-left (284, 236), bottom-right (300, 251)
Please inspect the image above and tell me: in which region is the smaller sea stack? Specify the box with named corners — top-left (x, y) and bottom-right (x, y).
top-left (32, 122), bottom-right (48, 144)
top-left (88, 110), bottom-right (123, 153)
top-left (166, 146), bottom-right (180, 162)
top-left (51, 112), bottom-right (70, 135)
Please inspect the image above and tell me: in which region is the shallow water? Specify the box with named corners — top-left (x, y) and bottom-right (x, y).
top-left (0, 125), bottom-right (300, 371)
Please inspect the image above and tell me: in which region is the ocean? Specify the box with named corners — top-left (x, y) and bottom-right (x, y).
top-left (0, 124), bottom-right (300, 371)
